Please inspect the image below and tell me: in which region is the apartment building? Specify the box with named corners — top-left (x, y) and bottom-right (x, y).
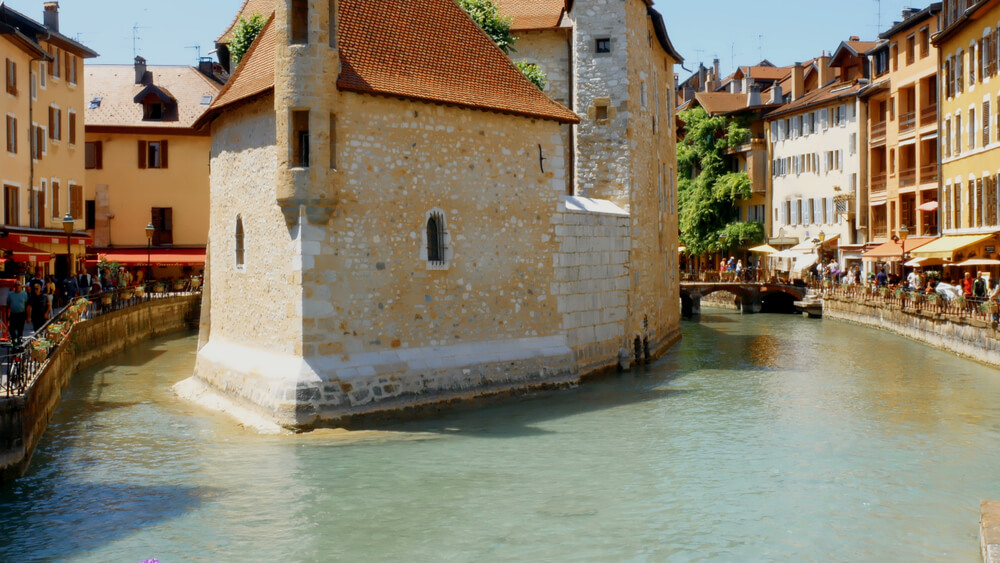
top-left (765, 40), bottom-right (874, 269)
top-left (865, 5), bottom-right (942, 246)
top-left (1, 2), bottom-right (97, 277)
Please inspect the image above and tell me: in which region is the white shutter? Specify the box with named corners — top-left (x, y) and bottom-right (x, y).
top-left (838, 150), bottom-right (843, 171)
top-left (814, 198), bottom-right (822, 224)
top-left (780, 202), bottom-right (786, 226)
top-left (849, 133), bottom-right (857, 155)
top-left (827, 196), bottom-right (835, 224)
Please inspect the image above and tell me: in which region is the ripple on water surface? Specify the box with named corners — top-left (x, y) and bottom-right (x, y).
top-left (1, 315), bottom-right (999, 562)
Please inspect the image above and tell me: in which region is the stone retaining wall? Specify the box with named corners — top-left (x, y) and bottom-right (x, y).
top-left (0, 295), bottom-right (200, 483)
top-left (823, 295), bottom-right (1000, 367)
top-left (983, 501), bottom-right (1000, 563)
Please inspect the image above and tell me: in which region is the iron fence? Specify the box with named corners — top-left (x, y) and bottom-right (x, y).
top-left (0, 280), bottom-right (202, 398)
top-left (824, 283), bottom-right (999, 324)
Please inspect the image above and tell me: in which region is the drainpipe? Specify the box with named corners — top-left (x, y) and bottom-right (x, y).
top-left (567, 27), bottom-right (576, 195)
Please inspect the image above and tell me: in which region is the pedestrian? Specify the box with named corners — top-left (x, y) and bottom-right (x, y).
top-left (77, 270), bottom-right (92, 297)
top-left (735, 259), bottom-right (743, 281)
top-left (974, 271), bottom-right (987, 299)
top-left (876, 268), bottom-right (888, 287)
top-left (6, 281), bottom-right (27, 343)
top-left (26, 282), bottom-right (49, 334)
top-left (963, 271), bottom-right (974, 297)
top-left (65, 274), bottom-right (79, 300)
top-left (990, 278), bottom-right (1000, 322)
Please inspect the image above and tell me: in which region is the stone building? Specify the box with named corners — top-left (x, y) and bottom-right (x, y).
top-left (1, 2), bottom-right (97, 277)
top-left (187, 0), bottom-right (682, 429)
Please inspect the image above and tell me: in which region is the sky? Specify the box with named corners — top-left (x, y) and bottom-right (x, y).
top-left (2, 0), bottom-right (932, 74)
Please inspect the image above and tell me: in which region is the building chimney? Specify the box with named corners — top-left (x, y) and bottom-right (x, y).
top-left (770, 83), bottom-right (783, 104)
top-left (43, 2), bottom-right (59, 32)
top-left (791, 62), bottom-right (805, 100)
top-left (713, 58), bottom-right (720, 81)
top-left (747, 84), bottom-right (762, 108)
top-left (198, 58), bottom-right (214, 78)
top-left (134, 56), bottom-right (148, 85)
top-left (849, 36), bottom-right (860, 42)
top-left (817, 55), bottom-right (834, 86)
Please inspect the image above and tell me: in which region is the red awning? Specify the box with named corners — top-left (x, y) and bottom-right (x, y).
top-left (862, 237), bottom-right (937, 259)
top-left (86, 248), bottom-right (206, 267)
top-left (0, 238), bottom-right (51, 262)
top-left (918, 201), bottom-right (939, 212)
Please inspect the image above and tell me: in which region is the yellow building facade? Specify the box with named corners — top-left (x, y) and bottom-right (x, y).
top-left (935, 0), bottom-right (1000, 249)
top-left (1, 3), bottom-right (96, 277)
top-left (866, 5), bottom-right (942, 244)
top-left (83, 60), bottom-right (220, 277)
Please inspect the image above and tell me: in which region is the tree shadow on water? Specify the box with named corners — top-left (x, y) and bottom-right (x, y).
top-left (0, 481), bottom-right (216, 562)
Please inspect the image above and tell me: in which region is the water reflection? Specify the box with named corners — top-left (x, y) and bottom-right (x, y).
top-left (0, 316), bottom-right (999, 561)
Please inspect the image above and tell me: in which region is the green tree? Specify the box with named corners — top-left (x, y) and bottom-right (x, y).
top-left (457, 0), bottom-right (548, 91)
top-left (677, 107), bottom-right (765, 256)
top-left (230, 14), bottom-right (267, 67)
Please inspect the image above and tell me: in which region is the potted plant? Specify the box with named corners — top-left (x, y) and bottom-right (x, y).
top-left (135, 286), bottom-right (145, 298)
top-left (101, 292), bottom-right (113, 306)
top-left (29, 339), bottom-right (52, 362)
top-left (173, 280), bottom-right (186, 291)
top-left (153, 282), bottom-right (166, 293)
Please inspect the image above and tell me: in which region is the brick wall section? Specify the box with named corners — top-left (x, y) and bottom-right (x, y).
top-left (552, 203), bottom-right (631, 373)
top-left (0, 295), bottom-right (200, 483)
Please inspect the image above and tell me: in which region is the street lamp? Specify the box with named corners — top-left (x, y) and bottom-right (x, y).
top-left (62, 212), bottom-right (74, 277)
top-left (899, 224), bottom-right (909, 275)
top-left (145, 222), bottom-right (155, 282)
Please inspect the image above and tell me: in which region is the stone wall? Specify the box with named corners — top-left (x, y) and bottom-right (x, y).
top-left (553, 197), bottom-right (631, 374)
top-left (0, 295), bottom-right (200, 483)
top-left (824, 295), bottom-right (1000, 367)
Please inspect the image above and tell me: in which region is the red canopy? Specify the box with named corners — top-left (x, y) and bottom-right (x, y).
top-left (86, 248), bottom-right (206, 267)
top-left (0, 238), bottom-right (51, 262)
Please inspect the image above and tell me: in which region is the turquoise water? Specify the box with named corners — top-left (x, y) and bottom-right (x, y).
top-left (2, 313), bottom-right (1000, 562)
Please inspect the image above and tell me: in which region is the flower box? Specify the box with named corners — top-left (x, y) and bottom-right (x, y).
top-left (172, 281), bottom-right (186, 291)
top-left (135, 287), bottom-right (145, 298)
top-left (154, 283), bottom-right (166, 293)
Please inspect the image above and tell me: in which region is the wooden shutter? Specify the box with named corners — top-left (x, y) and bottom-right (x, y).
top-left (64, 51), bottom-right (70, 82)
top-left (68, 113), bottom-right (75, 144)
top-left (95, 141), bottom-right (103, 169)
top-left (138, 140), bottom-right (147, 169)
top-left (48, 107), bottom-right (54, 139)
top-left (160, 139), bottom-right (169, 168)
top-left (52, 181), bottom-right (59, 217)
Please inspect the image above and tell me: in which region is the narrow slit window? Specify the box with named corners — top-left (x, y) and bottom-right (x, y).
top-left (328, 1), bottom-right (337, 48)
top-left (427, 214), bottom-right (444, 263)
top-left (292, 110), bottom-right (310, 167)
top-left (291, 0), bottom-right (309, 44)
top-left (596, 38), bottom-right (611, 54)
top-left (235, 215), bottom-right (245, 268)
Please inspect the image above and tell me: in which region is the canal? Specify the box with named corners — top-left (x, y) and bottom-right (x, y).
top-left (2, 312), bottom-right (1000, 561)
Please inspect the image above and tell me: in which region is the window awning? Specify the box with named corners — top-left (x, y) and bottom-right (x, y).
top-left (911, 234), bottom-right (994, 260)
top-left (862, 237), bottom-right (937, 260)
top-left (918, 201), bottom-right (939, 212)
top-left (0, 238), bottom-right (51, 262)
top-left (86, 248), bottom-right (206, 267)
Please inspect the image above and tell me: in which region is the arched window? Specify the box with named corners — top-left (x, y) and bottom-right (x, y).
top-left (235, 215), bottom-right (245, 268)
top-left (427, 214), bottom-right (442, 263)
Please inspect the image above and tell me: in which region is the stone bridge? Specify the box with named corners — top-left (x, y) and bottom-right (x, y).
top-left (680, 282), bottom-right (808, 316)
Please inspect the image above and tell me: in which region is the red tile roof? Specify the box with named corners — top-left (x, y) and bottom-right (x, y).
top-left (765, 80), bottom-right (864, 119)
top-left (216, 0), bottom-right (276, 44)
top-left (496, 0), bottom-right (565, 30)
top-left (204, 0), bottom-right (579, 126)
top-left (693, 92), bottom-right (749, 114)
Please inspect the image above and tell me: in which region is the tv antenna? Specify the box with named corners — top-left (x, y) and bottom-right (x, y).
top-left (758, 35), bottom-right (764, 62)
top-left (186, 44), bottom-right (201, 62)
top-left (132, 23), bottom-right (150, 59)
top-left (875, 0), bottom-right (882, 33)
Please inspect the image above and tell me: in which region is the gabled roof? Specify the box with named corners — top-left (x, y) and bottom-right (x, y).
top-left (216, 0), bottom-right (276, 44)
top-left (693, 92), bottom-right (748, 115)
top-left (0, 4), bottom-right (98, 58)
top-left (496, 0), bottom-right (566, 30)
top-left (880, 3), bottom-right (942, 40)
top-left (934, 0), bottom-right (996, 44)
top-left (203, 0), bottom-right (580, 126)
top-left (0, 21), bottom-right (47, 58)
top-left (734, 64), bottom-right (790, 82)
top-left (133, 84), bottom-right (176, 105)
top-left (765, 80), bottom-right (865, 120)
top-left (831, 40), bottom-right (877, 66)
top-left (86, 65), bottom-right (222, 130)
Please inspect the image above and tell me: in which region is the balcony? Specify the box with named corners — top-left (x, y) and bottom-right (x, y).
top-left (900, 112), bottom-right (916, 132)
top-left (871, 121), bottom-right (887, 140)
top-left (920, 105), bottom-right (936, 126)
top-left (920, 163), bottom-right (938, 184)
top-left (871, 173), bottom-right (887, 193)
top-left (900, 168), bottom-right (916, 187)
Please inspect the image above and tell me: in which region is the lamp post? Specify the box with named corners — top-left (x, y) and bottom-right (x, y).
top-left (145, 222), bottom-right (155, 282)
top-left (899, 224), bottom-right (909, 276)
top-left (62, 212), bottom-right (74, 277)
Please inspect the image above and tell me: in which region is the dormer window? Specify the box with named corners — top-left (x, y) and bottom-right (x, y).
top-left (146, 103), bottom-right (163, 120)
top-left (89, 97), bottom-right (102, 109)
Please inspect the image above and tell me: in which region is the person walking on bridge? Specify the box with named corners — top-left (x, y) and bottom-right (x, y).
top-left (6, 282), bottom-right (27, 344)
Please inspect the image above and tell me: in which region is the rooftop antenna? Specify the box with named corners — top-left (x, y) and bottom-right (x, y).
top-left (186, 44), bottom-right (201, 62)
top-left (693, 49), bottom-right (705, 65)
top-left (875, 0), bottom-right (882, 33)
top-left (759, 35), bottom-right (764, 62)
top-left (132, 23), bottom-right (150, 59)
top-left (731, 42), bottom-right (736, 73)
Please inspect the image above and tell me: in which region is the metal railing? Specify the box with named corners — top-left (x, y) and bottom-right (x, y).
top-left (824, 283), bottom-right (999, 324)
top-left (900, 168), bottom-right (917, 187)
top-left (900, 112), bottom-right (916, 131)
top-left (0, 279), bottom-right (202, 397)
top-left (871, 174), bottom-right (888, 192)
top-left (920, 163), bottom-right (938, 184)
top-left (920, 105), bottom-right (937, 126)
top-left (871, 121), bottom-right (887, 139)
